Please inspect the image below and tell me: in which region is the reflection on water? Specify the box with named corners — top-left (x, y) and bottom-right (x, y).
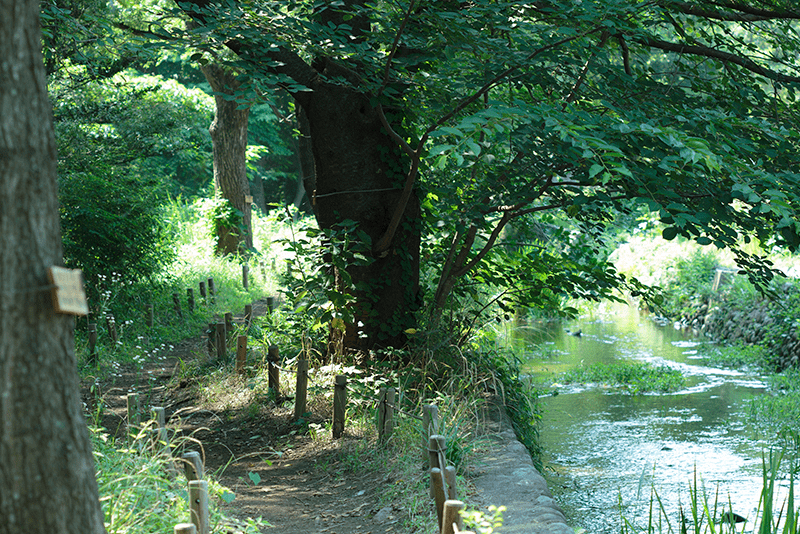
top-left (512, 303), bottom-right (777, 534)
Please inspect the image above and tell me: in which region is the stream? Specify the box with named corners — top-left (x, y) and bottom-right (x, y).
top-left (510, 303), bottom-right (780, 534)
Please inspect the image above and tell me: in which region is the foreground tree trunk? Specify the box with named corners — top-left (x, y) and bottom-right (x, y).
top-left (0, 1), bottom-right (106, 532)
top-left (202, 63), bottom-right (253, 255)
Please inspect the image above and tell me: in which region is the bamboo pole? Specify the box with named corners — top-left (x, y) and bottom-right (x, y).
top-left (293, 358), bottom-right (308, 421)
top-left (189, 480), bottom-right (210, 534)
top-left (235, 335), bottom-right (247, 375)
top-left (442, 500), bottom-right (465, 534)
top-left (332, 375), bottom-right (347, 439)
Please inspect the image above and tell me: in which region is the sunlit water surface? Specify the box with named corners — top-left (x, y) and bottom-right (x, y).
top-left (509, 303), bottom-right (782, 534)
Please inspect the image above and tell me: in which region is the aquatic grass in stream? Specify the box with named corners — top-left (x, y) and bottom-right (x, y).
top-left (621, 450), bottom-right (800, 534)
top-left (559, 362), bottom-right (684, 393)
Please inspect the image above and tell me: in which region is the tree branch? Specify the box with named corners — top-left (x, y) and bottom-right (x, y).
top-left (660, 0), bottom-right (800, 21)
top-left (637, 35), bottom-right (800, 84)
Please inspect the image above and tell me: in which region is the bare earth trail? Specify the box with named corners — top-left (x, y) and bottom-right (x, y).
top-left (84, 300), bottom-right (413, 534)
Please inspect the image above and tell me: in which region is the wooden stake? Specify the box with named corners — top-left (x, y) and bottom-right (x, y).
top-left (182, 451), bottom-right (204, 481)
top-left (236, 335), bottom-right (247, 375)
top-left (293, 358), bottom-right (308, 421)
top-left (266, 296), bottom-right (274, 313)
top-left (189, 480), bottom-right (210, 534)
top-left (383, 387), bottom-right (395, 440)
top-left (206, 323), bottom-right (215, 358)
top-left (106, 314), bottom-right (118, 344)
top-left (428, 435), bottom-right (447, 498)
top-left (172, 292), bottom-right (183, 319)
top-left (444, 466), bottom-right (457, 500)
top-left (207, 278), bottom-right (215, 303)
top-left (145, 303), bottom-right (154, 328)
top-left (127, 393), bottom-right (140, 441)
top-left (87, 322), bottom-right (98, 367)
top-left (174, 523), bottom-right (197, 534)
top-left (442, 500), bottom-right (465, 534)
top-left (187, 288), bottom-right (195, 312)
top-left (244, 304), bottom-right (252, 330)
top-left (224, 312), bottom-right (234, 340)
top-left (333, 375), bottom-right (347, 439)
top-left (242, 264), bottom-right (249, 290)
top-left (150, 406), bottom-right (169, 454)
top-left (431, 468), bottom-right (447, 528)
top-left (199, 281), bottom-right (206, 304)
top-left (215, 322), bottom-right (226, 362)
top-left (267, 345), bottom-right (280, 396)
top-left (377, 388), bottom-right (387, 441)
top-left (422, 404), bottom-right (439, 461)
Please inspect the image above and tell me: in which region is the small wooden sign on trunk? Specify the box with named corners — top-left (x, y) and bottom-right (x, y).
top-left (47, 266), bottom-right (89, 315)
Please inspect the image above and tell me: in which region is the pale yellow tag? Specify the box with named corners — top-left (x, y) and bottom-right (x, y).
top-left (48, 266), bottom-right (89, 315)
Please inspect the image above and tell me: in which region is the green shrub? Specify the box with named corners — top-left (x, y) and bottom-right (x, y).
top-left (60, 171), bottom-right (175, 306)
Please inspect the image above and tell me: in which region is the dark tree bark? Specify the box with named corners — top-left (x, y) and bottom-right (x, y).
top-left (295, 65), bottom-right (421, 353)
top-left (201, 63), bottom-right (253, 255)
top-left (0, 1), bottom-right (106, 533)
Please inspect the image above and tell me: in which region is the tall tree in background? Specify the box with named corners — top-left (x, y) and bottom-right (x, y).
top-left (0, 0), bottom-right (105, 532)
top-left (201, 62), bottom-right (254, 254)
top-left (172, 0), bottom-right (800, 356)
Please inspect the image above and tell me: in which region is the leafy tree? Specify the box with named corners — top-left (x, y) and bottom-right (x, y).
top-left (0, 0), bottom-right (105, 531)
top-left (162, 0), bottom-right (800, 356)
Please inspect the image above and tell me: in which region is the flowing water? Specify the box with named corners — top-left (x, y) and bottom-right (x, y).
top-left (511, 303), bottom-right (779, 534)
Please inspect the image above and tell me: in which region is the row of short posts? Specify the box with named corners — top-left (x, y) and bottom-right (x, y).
top-left (125, 393), bottom-right (209, 534)
top-left (393, 401), bottom-right (471, 534)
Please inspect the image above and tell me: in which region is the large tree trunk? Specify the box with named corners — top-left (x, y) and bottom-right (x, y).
top-left (297, 71), bottom-right (421, 354)
top-left (0, 2), bottom-right (106, 533)
top-left (202, 63), bottom-right (253, 255)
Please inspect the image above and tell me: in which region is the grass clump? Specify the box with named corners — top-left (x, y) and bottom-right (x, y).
top-left (91, 427), bottom-right (266, 534)
top-left (559, 361), bottom-right (685, 394)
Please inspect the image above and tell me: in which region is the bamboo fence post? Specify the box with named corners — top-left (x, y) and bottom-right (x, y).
top-left (181, 451), bottom-right (204, 481)
top-left (332, 375), bottom-right (347, 439)
top-left (187, 288), bottom-right (195, 312)
top-left (244, 304), bottom-right (252, 330)
top-left (242, 264), bottom-right (249, 290)
top-left (267, 345), bottom-right (280, 397)
top-left (150, 406), bottom-right (170, 459)
top-left (87, 322), bottom-right (98, 367)
top-left (189, 479), bottom-right (210, 534)
top-left (444, 466), bottom-right (457, 500)
top-left (215, 322), bottom-right (226, 362)
top-left (199, 281), bottom-right (207, 304)
top-left (207, 278), bottom-right (215, 303)
top-left (174, 524), bottom-right (197, 534)
top-left (442, 500), bottom-right (465, 534)
top-left (266, 296), bottom-right (274, 313)
top-left (431, 467), bottom-right (447, 528)
top-left (146, 303), bottom-right (154, 328)
top-left (235, 335), bottom-right (247, 375)
top-left (172, 292), bottom-right (183, 319)
top-left (106, 314), bottom-right (118, 345)
top-left (293, 358), bottom-right (308, 421)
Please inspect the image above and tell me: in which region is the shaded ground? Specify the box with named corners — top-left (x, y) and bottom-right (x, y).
top-left (83, 300), bottom-right (417, 534)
